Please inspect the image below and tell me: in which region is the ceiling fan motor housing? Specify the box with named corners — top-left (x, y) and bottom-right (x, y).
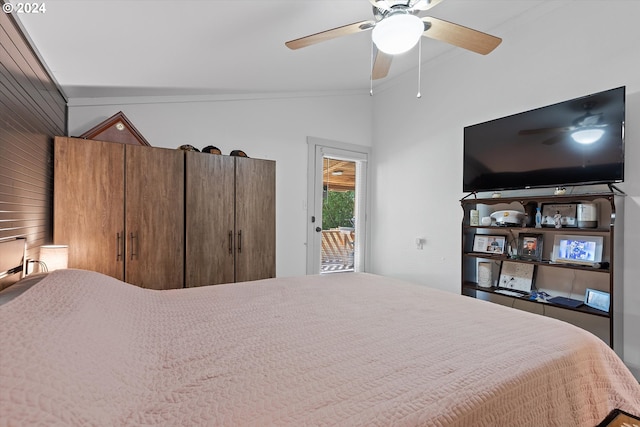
top-left (370, 0), bottom-right (433, 14)
top-left (373, 3), bottom-right (421, 21)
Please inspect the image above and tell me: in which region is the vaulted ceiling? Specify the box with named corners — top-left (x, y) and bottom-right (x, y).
top-left (13, 0), bottom-right (547, 99)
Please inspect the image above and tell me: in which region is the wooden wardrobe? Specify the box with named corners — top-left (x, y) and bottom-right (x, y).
top-left (183, 152), bottom-right (276, 286)
top-left (54, 137), bottom-right (275, 289)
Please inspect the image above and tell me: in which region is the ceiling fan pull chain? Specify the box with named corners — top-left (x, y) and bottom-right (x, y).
top-left (417, 37), bottom-right (422, 98)
top-left (370, 39), bottom-right (374, 96)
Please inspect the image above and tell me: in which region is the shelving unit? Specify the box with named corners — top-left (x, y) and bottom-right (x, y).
top-left (460, 191), bottom-right (624, 353)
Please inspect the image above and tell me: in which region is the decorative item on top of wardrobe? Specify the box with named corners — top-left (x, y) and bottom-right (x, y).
top-left (230, 150), bottom-right (249, 158)
top-left (202, 146), bottom-right (222, 155)
top-left (79, 111), bottom-right (151, 146)
top-left (178, 145), bottom-right (200, 152)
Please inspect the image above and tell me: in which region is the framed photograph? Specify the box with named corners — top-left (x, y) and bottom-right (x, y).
top-left (518, 233), bottom-right (543, 261)
top-left (498, 261), bottom-right (535, 293)
top-left (551, 234), bottom-right (603, 266)
top-left (540, 203), bottom-right (577, 228)
top-left (472, 234), bottom-right (506, 255)
top-left (584, 288), bottom-right (610, 312)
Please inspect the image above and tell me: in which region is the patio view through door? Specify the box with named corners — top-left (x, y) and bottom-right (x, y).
top-left (321, 157), bottom-right (356, 272)
top-left (307, 138), bottom-right (368, 275)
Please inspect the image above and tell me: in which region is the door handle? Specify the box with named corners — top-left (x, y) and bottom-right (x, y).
top-left (315, 227), bottom-right (322, 232)
top-left (116, 232), bottom-right (123, 261)
top-left (228, 230), bottom-right (233, 254)
top-left (130, 232), bottom-right (138, 260)
top-left (237, 230), bottom-right (242, 253)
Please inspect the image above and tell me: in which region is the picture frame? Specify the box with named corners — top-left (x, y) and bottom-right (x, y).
top-left (540, 203), bottom-right (578, 228)
top-left (584, 288), bottom-right (610, 312)
top-left (472, 234), bottom-right (506, 255)
top-left (518, 233), bottom-right (544, 261)
top-left (551, 234), bottom-right (603, 266)
top-left (497, 261), bottom-right (535, 293)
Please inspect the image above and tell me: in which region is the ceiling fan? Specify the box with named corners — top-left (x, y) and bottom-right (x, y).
top-left (519, 102), bottom-right (608, 145)
top-left (285, 0), bottom-right (502, 80)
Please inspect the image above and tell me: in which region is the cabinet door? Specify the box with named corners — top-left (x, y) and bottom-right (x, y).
top-left (235, 157), bottom-right (276, 282)
top-left (54, 137), bottom-right (125, 280)
top-left (185, 152), bottom-right (235, 287)
top-left (125, 145), bottom-right (184, 289)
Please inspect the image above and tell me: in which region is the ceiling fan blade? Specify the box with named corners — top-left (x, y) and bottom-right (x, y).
top-left (372, 47), bottom-right (393, 80)
top-left (542, 134), bottom-right (566, 146)
top-left (285, 20), bottom-right (375, 50)
top-left (422, 16), bottom-right (502, 55)
top-left (518, 127), bottom-right (573, 135)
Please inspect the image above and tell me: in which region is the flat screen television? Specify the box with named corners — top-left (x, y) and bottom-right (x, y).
top-left (463, 86), bottom-right (625, 193)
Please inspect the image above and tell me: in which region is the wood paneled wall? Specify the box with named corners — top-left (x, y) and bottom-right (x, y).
top-left (0, 3), bottom-right (67, 259)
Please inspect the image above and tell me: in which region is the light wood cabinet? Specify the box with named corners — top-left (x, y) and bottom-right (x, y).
top-left (54, 137), bottom-right (184, 290)
top-left (185, 153), bottom-right (275, 287)
top-left (54, 137), bottom-right (125, 281)
top-left (124, 144), bottom-right (184, 289)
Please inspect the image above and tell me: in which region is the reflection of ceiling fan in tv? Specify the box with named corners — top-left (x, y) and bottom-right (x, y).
top-left (285, 0), bottom-right (502, 80)
top-left (519, 102), bottom-right (608, 145)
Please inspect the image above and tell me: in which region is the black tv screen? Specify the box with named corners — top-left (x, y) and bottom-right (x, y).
top-left (463, 86), bottom-right (625, 193)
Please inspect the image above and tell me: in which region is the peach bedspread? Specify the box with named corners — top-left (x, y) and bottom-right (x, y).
top-left (1, 269), bottom-right (639, 426)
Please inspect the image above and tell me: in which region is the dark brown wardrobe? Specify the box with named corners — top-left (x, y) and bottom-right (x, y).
top-left (184, 151), bottom-right (276, 287)
top-left (54, 137), bottom-right (275, 289)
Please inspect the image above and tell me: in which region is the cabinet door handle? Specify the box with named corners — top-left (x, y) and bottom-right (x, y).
top-left (130, 232), bottom-right (138, 260)
top-left (237, 230), bottom-right (242, 254)
top-left (116, 232), bottom-right (123, 261)
top-left (228, 230), bottom-right (233, 254)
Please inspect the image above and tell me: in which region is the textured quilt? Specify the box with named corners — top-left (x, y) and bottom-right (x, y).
top-left (1, 269), bottom-right (639, 426)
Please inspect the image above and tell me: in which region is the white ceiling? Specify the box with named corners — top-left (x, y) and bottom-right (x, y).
top-left (15, 0), bottom-right (547, 99)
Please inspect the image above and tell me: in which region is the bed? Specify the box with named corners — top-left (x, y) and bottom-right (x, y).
top-left (1, 266), bottom-right (639, 426)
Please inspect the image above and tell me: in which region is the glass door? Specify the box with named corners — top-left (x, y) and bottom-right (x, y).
top-left (306, 139), bottom-right (368, 275)
top-left (321, 157), bottom-right (356, 272)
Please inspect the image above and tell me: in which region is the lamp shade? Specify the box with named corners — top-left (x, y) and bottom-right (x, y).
top-left (571, 128), bottom-right (605, 144)
top-left (39, 245), bottom-right (68, 271)
top-left (372, 13), bottom-right (424, 55)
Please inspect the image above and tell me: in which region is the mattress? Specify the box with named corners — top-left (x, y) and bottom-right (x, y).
top-left (1, 269), bottom-right (639, 426)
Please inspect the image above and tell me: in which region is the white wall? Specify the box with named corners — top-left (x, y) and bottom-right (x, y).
top-left (68, 92), bottom-right (373, 279)
top-left (370, 1), bottom-right (640, 377)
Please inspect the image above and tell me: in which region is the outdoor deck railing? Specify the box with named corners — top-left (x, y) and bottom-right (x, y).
top-left (321, 229), bottom-right (354, 270)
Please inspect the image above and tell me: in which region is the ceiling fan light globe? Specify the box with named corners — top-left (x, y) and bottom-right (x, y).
top-left (571, 128), bottom-right (605, 144)
top-left (372, 13), bottom-right (424, 55)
